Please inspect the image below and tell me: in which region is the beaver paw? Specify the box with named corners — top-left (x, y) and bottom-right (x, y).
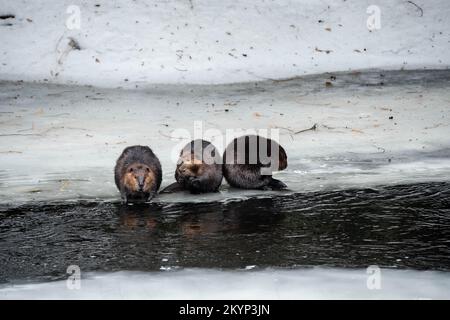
top-left (190, 178), bottom-right (201, 189)
top-left (146, 192), bottom-right (156, 202)
top-left (268, 178), bottom-right (288, 190)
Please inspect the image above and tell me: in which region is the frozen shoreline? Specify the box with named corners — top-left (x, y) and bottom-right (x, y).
top-left (1, 268), bottom-right (449, 299)
top-left (0, 69), bottom-right (449, 206)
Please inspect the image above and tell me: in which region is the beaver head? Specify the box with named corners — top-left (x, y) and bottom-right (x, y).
top-left (176, 158), bottom-right (204, 178)
top-left (123, 163), bottom-right (155, 193)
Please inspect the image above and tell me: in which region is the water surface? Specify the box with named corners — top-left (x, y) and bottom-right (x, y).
top-left (0, 181), bottom-right (449, 284)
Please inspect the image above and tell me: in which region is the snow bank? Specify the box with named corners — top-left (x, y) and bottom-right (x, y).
top-left (0, 0), bottom-right (449, 87)
top-left (1, 268), bottom-right (449, 299)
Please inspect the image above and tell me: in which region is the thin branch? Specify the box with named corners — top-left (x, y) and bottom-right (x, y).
top-left (294, 123), bottom-right (317, 134)
top-left (0, 133), bottom-right (42, 137)
top-left (158, 130), bottom-right (186, 140)
top-left (406, 1), bottom-right (423, 17)
top-left (1, 126), bottom-right (88, 137)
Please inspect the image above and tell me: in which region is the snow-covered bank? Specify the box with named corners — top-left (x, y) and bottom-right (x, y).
top-left (1, 268), bottom-right (449, 299)
top-left (0, 70), bottom-right (449, 205)
top-left (0, 0), bottom-right (449, 87)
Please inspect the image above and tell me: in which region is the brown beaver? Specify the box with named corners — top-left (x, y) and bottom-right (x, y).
top-left (162, 139), bottom-right (223, 194)
top-left (222, 135), bottom-right (288, 190)
top-left (114, 145), bottom-right (162, 203)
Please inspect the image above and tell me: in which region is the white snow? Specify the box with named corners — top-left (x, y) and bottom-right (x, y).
top-left (0, 0), bottom-right (449, 87)
top-left (1, 268), bottom-right (449, 300)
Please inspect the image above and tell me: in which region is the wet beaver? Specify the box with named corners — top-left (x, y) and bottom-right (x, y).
top-left (222, 135), bottom-right (288, 190)
top-left (114, 145), bottom-right (162, 203)
top-left (163, 139), bottom-right (223, 194)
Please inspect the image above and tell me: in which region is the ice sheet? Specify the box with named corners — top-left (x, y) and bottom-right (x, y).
top-left (1, 268), bottom-right (449, 300)
top-left (0, 70), bottom-right (449, 205)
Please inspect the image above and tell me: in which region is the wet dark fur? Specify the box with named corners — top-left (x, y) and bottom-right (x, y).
top-left (114, 145), bottom-right (162, 203)
top-left (222, 135), bottom-right (288, 190)
top-left (163, 139), bottom-right (223, 194)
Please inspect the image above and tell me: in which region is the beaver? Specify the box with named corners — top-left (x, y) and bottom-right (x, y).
top-left (162, 139), bottom-right (223, 194)
top-left (114, 145), bottom-right (162, 203)
top-left (222, 135), bottom-right (288, 190)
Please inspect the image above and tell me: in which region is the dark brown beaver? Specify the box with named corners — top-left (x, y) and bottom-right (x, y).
top-left (222, 135), bottom-right (287, 190)
top-left (162, 139), bottom-right (223, 194)
top-left (114, 145), bottom-right (162, 203)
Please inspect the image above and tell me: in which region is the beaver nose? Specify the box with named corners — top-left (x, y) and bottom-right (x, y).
top-left (137, 176), bottom-right (145, 191)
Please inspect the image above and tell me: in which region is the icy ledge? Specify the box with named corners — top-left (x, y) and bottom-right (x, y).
top-left (0, 70), bottom-right (449, 205)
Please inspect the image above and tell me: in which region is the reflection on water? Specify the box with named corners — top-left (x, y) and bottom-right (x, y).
top-left (0, 182), bottom-right (449, 283)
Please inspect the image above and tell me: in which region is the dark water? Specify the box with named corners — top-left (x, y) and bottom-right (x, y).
top-left (0, 182), bottom-right (449, 283)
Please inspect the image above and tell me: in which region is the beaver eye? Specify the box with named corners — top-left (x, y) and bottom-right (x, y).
top-left (146, 168), bottom-right (150, 172)
top-left (129, 168), bottom-right (134, 173)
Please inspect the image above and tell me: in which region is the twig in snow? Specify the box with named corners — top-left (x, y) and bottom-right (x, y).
top-left (315, 47), bottom-right (333, 54)
top-left (47, 113), bottom-right (71, 117)
top-left (158, 130), bottom-right (186, 140)
top-left (269, 77), bottom-right (300, 83)
top-left (56, 37), bottom-right (81, 65)
top-left (294, 123), bottom-right (317, 134)
top-left (0, 14), bottom-right (15, 20)
top-left (1, 126), bottom-right (88, 137)
top-left (273, 126), bottom-right (296, 134)
top-left (0, 133), bottom-right (42, 137)
top-left (406, 1), bottom-right (423, 17)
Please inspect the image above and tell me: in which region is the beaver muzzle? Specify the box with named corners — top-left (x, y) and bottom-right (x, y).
top-left (137, 176), bottom-right (145, 191)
